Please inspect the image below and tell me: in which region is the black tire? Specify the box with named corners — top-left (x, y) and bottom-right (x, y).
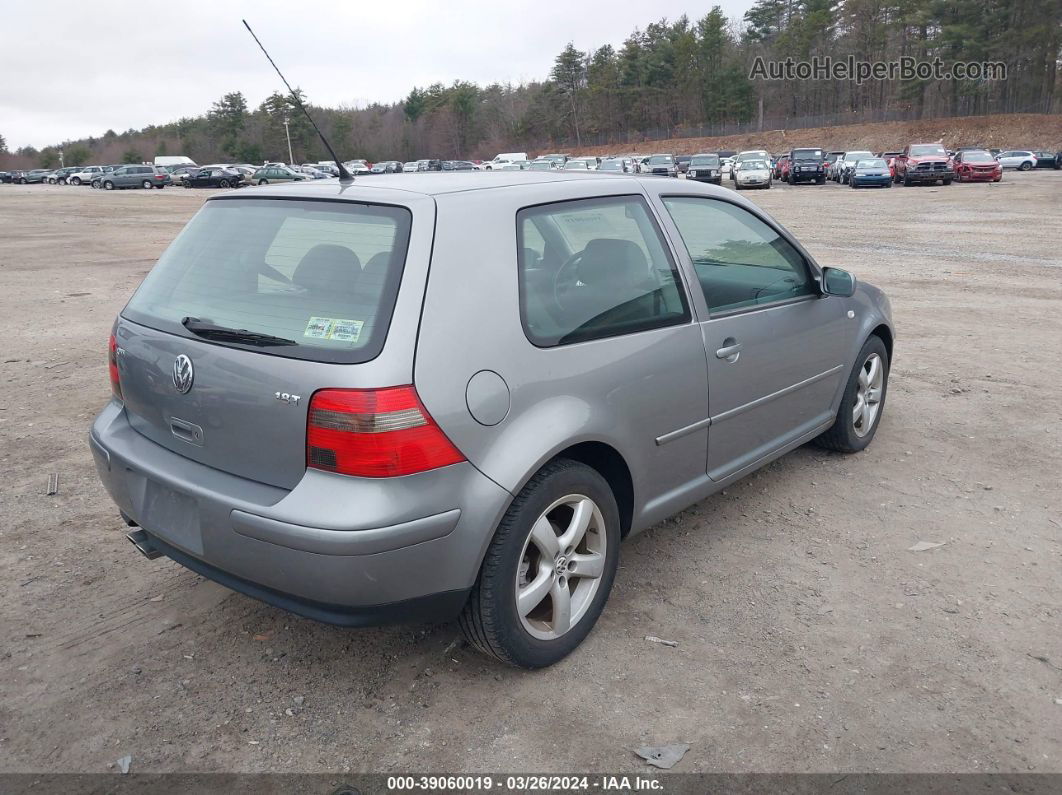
top-left (816, 175), bottom-right (826, 184)
top-left (1020, 161), bottom-right (1032, 171)
top-left (19, 178), bottom-right (27, 184)
top-left (258, 179), bottom-right (268, 185)
top-left (814, 335), bottom-right (889, 454)
top-left (141, 180), bottom-right (153, 189)
top-left (219, 179), bottom-right (230, 188)
top-left (943, 177), bottom-right (952, 185)
top-left (71, 177), bottom-right (81, 185)
top-left (459, 458), bottom-right (621, 669)
top-left (903, 174), bottom-right (912, 186)
top-left (103, 180), bottom-right (114, 190)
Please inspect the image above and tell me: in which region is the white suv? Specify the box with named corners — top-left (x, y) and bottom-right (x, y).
top-left (68, 166), bottom-right (106, 186)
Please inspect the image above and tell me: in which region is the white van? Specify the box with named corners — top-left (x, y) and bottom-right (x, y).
top-left (154, 156), bottom-right (197, 168)
top-left (485, 152), bottom-right (528, 170)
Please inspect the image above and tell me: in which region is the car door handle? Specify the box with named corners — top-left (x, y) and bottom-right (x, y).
top-left (715, 341), bottom-right (743, 361)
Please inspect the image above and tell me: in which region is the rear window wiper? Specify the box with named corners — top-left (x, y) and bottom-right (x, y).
top-left (181, 317), bottom-right (298, 347)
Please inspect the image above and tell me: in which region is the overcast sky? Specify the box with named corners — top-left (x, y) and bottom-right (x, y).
top-left (1, 0), bottom-right (752, 150)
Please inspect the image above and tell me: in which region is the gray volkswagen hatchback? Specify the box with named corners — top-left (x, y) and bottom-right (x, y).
top-left (91, 172), bottom-right (893, 668)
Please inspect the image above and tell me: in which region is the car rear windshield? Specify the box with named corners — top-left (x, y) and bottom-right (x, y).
top-left (792, 149), bottom-right (823, 160)
top-left (122, 198), bottom-right (413, 364)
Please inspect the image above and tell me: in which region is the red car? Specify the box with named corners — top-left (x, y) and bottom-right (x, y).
top-left (894, 142), bottom-right (954, 186)
top-left (952, 149), bottom-right (1003, 183)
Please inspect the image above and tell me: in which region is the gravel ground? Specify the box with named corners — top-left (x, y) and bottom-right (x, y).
top-left (1, 173), bottom-right (1060, 775)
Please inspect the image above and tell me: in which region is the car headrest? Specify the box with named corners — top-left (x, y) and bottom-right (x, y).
top-left (292, 245), bottom-right (362, 294)
top-left (577, 238), bottom-right (648, 287)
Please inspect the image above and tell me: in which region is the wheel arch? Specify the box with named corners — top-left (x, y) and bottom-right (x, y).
top-left (549, 441), bottom-right (634, 539)
top-left (869, 323), bottom-right (893, 363)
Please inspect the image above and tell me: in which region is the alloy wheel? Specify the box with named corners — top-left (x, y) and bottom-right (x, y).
top-left (515, 494), bottom-right (607, 641)
top-left (852, 352), bottom-right (884, 437)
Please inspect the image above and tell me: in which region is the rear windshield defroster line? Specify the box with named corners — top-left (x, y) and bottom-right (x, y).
top-left (121, 197), bottom-right (413, 364)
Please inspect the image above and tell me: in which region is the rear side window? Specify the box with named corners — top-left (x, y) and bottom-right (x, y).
top-left (662, 197), bottom-right (815, 315)
top-left (517, 196), bottom-right (689, 347)
top-left (123, 198), bottom-right (413, 363)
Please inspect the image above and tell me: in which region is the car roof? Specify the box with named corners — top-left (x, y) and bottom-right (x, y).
top-left (225, 171), bottom-right (677, 201)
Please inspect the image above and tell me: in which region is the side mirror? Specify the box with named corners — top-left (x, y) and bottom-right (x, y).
top-left (821, 267), bottom-right (856, 297)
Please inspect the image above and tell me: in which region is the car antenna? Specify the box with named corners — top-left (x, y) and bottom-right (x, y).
top-left (241, 19), bottom-right (353, 184)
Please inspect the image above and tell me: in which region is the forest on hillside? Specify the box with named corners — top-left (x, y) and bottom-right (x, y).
top-left (2, 0), bottom-right (1059, 168)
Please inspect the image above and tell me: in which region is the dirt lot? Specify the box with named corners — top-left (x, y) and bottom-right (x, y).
top-left (1, 173), bottom-right (1060, 775)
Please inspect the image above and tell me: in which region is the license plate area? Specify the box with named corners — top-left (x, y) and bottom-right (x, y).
top-left (131, 472), bottom-right (204, 555)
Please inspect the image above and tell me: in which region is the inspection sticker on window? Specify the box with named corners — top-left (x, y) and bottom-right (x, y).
top-left (304, 317), bottom-right (363, 342)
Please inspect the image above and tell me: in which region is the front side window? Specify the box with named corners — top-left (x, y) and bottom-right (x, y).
top-left (518, 196), bottom-right (689, 347)
top-left (662, 197), bottom-right (815, 315)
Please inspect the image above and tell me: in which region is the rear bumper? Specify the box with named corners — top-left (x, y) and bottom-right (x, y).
top-left (90, 401), bottom-right (512, 624)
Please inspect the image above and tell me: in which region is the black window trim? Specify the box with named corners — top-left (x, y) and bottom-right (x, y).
top-left (120, 195), bottom-right (415, 365)
top-left (515, 193), bottom-right (694, 350)
top-left (658, 192), bottom-right (824, 319)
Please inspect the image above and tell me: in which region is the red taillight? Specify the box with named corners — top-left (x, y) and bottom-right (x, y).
top-left (107, 333), bottom-right (122, 400)
top-left (306, 386), bottom-right (464, 477)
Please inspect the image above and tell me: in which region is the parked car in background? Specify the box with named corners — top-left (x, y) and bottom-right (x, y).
top-left (92, 170), bottom-right (893, 669)
top-left (849, 158), bottom-right (892, 188)
top-left (686, 153), bottom-right (722, 185)
top-left (675, 155), bottom-right (692, 175)
top-left (645, 154), bottom-right (678, 177)
top-left (824, 151), bottom-right (844, 177)
top-left (835, 151), bottom-right (874, 184)
top-left (719, 158), bottom-right (734, 178)
top-left (539, 154), bottom-right (569, 168)
top-left (292, 165), bottom-right (329, 180)
top-left (734, 158), bottom-right (772, 189)
top-left (485, 152), bottom-right (528, 170)
top-left (528, 158), bottom-right (557, 171)
top-left (596, 158), bottom-right (628, 173)
top-left (16, 169), bottom-right (52, 184)
top-left (47, 166), bottom-right (82, 184)
top-left (562, 159), bottom-right (592, 171)
top-left (0, 171), bottom-right (12, 183)
top-left (786, 148), bottom-right (826, 184)
top-left (731, 150), bottom-right (770, 182)
top-left (68, 166), bottom-right (106, 185)
top-left (878, 151), bottom-right (902, 179)
top-left (444, 161), bottom-right (477, 171)
top-left (952, 149), bottom-right (1003, 182)
top-left (100, 165), bottom-right (171, 190)
top-left (166, 165), bottom-right (199, 185)
top-left (1030, 150), bottom-right (1059, 169)
top-left (402, 161), bottom-right (420, 173)
top-left (772, 154), bottom-right (789, 180)
top-left (342, 160), bottom-right (372, 176)
top-left (253, 166), bottom-right (308, 184)
top-left (894, 143), bottom-right (953, 185)
top-left (183, 167), bottom-right (244, 189)
top-left (370, 161), bottom-right (402, 174)
top-left (995, 150), bottom-right (1038, 170)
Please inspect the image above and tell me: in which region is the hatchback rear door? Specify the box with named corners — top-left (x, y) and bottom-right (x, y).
top-left (115, 192), bottom-right (432, 490)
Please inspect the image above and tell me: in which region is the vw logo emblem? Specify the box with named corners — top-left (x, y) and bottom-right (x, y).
top-left (172, 354), bottom-right (194, 394)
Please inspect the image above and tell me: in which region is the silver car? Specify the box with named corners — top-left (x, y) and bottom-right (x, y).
top-left (91, 172), bottom-right (894, 668)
